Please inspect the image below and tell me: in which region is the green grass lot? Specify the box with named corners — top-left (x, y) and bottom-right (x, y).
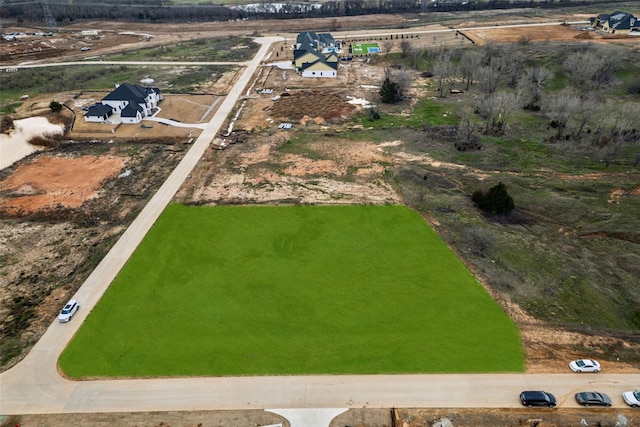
top-left (361, 98), bottom-right (458, 128)
top-left (59, 204), bottom-right (523, 378)
top-left (351, 43), bottom-right (381, 55)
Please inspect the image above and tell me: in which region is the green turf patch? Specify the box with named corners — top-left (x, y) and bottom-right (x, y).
top-left (59, 204), bottom-right (523, 378)
top-left (351, 43), bottom-right (381, 55)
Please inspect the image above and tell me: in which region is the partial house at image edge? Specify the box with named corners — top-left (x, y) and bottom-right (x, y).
top-left (84, 83), bottom-right (163, 124)
top-left (591, 10), bottom-right (640, 35)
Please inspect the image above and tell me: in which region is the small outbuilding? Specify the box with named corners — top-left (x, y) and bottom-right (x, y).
top-left (84, 103), bottom-right (113, 122)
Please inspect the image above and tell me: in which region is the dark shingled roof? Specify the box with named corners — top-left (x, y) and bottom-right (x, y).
top-left (103, 83), bottom-right (148, 104)
top-left (84, 103), bottom-right (113, 117)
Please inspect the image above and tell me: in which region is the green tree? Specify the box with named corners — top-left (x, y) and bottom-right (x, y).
top-left (379, 68), bottom-right (408, 104)
top-left (379, 75), bottom-right (400, 104)
top-left (472, 182), bottom-right (514, 215)
top-left (49, 101), bottom-right (63, 112)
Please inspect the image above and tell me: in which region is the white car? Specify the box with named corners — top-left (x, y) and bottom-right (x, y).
top-left (623, 390), bottom-right (640, 407)
top-left (569, 359), bottom-right (601, 373)
top-left (58, 299), bottom-right (79, 323)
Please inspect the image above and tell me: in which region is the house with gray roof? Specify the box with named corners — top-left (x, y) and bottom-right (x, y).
top-left (84, 83), bottom-right (162, 124)
top-left (591, 11), bottom-right (640, 35)
top-left (293, 31), bottom-right (340, 78)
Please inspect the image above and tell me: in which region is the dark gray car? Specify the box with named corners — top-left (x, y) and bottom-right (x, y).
top-left (575, 391), bottom-right (612, 407)
top-left (520, 391), bottom-right (557, 407)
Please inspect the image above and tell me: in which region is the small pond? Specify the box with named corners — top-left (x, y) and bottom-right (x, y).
top-left (0, 117), bottom-right (64, 170)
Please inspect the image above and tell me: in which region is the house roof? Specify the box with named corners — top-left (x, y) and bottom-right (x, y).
top-left (317, 33), bottom-right (335, 47)
top-left (294, 46), bottom-right (322, 61)
top-left (121, 103), bottom-right (144, 118)
top-left (324, 52), bottom-right (338, 63)
top-left (301, 55), bottom-right (338, 72)
top-left (296, 31), bottom-right (336, 50)
top-left (296, 31), bottom-right (318, 45)
top-left (85, 103), bottom-right (113, 117)
top-left (103, 83), bottom-right (149, 104)
top-left (598, 11), bottom-right (639, 30)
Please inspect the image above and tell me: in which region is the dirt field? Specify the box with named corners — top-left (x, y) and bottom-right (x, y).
top-left (461, 22), bottom-right (640, 45)
top-left (2, 8), bottom-right (640, 427)
top-left (4, 406), bottom-right (640, 427)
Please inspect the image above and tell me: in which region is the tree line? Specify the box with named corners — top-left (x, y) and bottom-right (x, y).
top-left (1, 0), bottom-right (616, 25)
top-left (378, 40), bottom-right (640, 167)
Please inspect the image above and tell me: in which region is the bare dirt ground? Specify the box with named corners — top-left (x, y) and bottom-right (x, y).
top-left (2, 9), bottom-right (640, 427)
top-left (0, 155), bottom-right (125, 213)
top-left (461, 22), bottom-right (640, 46)
top-left (4, 406), bottom-right (640, 427)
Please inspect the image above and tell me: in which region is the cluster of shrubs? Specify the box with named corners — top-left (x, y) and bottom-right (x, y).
top-left (471, 182), bottom-right (514, 215)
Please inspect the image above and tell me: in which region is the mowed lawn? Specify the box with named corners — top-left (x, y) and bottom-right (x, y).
top-left (59, 204), bottom-right (523, 378)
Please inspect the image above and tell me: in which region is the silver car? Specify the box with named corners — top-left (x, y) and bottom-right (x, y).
top-left (58, 299), bottom-right (79, 323)
top-left (569, 359), bottom-right (601, 373)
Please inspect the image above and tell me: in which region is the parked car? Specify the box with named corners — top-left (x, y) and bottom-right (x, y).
top-left (520, 390), bottom-right (557, 407)
top-left (58, 299), bottom-right (79, 323)
top-left (575, 391), bottom-right (611, 407)
top-left (623, 390), bottom-right (640, 407)
top-left (569, 359), bottom-right (601, 373)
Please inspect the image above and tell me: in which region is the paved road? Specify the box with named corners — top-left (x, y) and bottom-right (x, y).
top-left (1, 28), bottom-right (639, 423)
top-left (3, 60), bottom-right (243, 70)
top-left (0, 35), bottom-right (279, 415)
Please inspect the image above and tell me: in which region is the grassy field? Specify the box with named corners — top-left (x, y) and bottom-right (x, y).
top-left (0, 65), bottom-right (234, 102)
top-left (362, 41), bottom-right (640, 345)
top-left (102, 37), bottom-right (259, 62)
top-left (59, 204), bottom-right (523, 378)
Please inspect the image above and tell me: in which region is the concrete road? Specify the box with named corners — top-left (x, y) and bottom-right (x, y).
top-left (0, 35), bottom-right (279, 415)
top-left (4, 60), bottom-right (243, 70)
top-left (1, 32), bottom-right (639, 421)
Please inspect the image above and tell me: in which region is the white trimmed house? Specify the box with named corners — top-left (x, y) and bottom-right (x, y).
top-left (293, 31), bottom-right (339, 78)
top-left (84, 83), bottom-right (162, 124)
top-left (301, 57), bottom-right (337, 78)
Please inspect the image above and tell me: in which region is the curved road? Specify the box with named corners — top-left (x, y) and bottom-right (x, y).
top-left (1, 29), bottom-right (639, 423)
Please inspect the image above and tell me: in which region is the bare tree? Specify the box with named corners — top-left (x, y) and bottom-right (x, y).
top-left (433, 48), bottom-right (453, 98)
top-left (476, 65), bottom-right (500, 96)
top-left (563, 51), bottom-right (609, 90)
top-left (455, 106), bottom-right (481, 151)
top-left (476, 91), bottom-right (519, 135)
top-left (399, 40), bottom-right (412, 58)
top-left (544, 88), bottom-right (581, 140)
top-left (465, 226), bottom-right (496, 257)
top-left (517, 66), bottom-right (552, 111)
top-left (382, 39), bottom-right (395, 57)
top-left (599, 104), bottom-right (640, 166)
top-left (392, 66), bottom-right (413, 95)
top-left (458, 49), bottom-right (483, 90)
top-left (408, 46), bottom-right (422, 69)
top-left (497, 43), bottom-right (524, 87)
top-left (573, 94), bottom-right (600, 140)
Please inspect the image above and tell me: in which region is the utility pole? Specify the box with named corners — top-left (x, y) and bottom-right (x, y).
top-left (42, 0), bottom-right (57, 32)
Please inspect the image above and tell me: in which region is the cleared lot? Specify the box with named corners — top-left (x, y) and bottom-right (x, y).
top-left (59, 204), bottom-right (523, 377)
